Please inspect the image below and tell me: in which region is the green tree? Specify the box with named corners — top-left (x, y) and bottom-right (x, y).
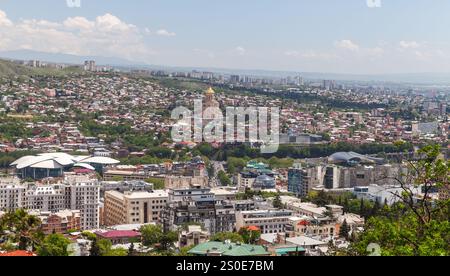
top-left (238, 227), bottom-right (261, 245)
top-left (90, 238), bottom-right (128, 256)
top-left (81, 231), bottom-right (97, 241)
top-left (369, 200), bottom-right (381, 218)
top-left (311, 190), bottom-right (330, 207)
top-left (348, 145), bottom-right (450, 256)
top-left (196, 143), bottom-right (214, 157)
top-left (343, 197), bottom-right (349, 213)
top-left (140, 225), bottom-right (164, 246)
top-left (177, 245), bottom-right (195, 256)
top-left (272, 193), bottom-right (283, 209)
top-left (218, 170), bottom-right (232, 186)
top-left (104, 248), bottom-right (128, 256)
top-left (140, 224), bottom-right (178, 251)
top-left (37, 234), bottom-right (72, 256)
top-left (359, 198), bottom-right (366, 218)
top-left (145, 177), bottom-right (165, 190)
top-left (210, 232), bottom-right (244, 243)
top-left (0, 209), bottom-right (42, 250)
top-left (160, 230), bottom-right (178, 251)
top-left (128, 243), bottom-right (136, 256)
top-left (89, 238), bottom-right (101, 256)
top-left (339, 219), bottom-right (350, 240)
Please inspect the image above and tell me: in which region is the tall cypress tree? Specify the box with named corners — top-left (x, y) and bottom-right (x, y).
top-left (339, 219), bottom-right (350, 240)
top-left (89, 238), bottom-right (101, 257)
top-left (370, 200), bottom-right (381, 218)
top-left (359, 198), bottom-right (365, 217)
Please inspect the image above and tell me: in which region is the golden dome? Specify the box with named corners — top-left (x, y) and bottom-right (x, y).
top-left (205, 87), bottom-right (215, 95)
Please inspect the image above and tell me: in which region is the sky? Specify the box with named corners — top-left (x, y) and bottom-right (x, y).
top-left (0, 0), bottom-right (450, 74)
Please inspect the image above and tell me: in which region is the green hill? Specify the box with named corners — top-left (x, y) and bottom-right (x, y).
top-left (0, 59), bottom-right (83, 77)
top-left (0, 59), bottom-right (33, 76)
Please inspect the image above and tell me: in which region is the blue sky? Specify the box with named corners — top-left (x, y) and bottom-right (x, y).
top-left (1, 0), bottom-right (450, 74)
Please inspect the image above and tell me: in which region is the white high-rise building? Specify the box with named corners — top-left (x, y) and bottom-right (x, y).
top-left (0, 182), bottom-right (27, 210)
top-left (0, 177), bottom-right (100, 230)
top-left (84, 60), bottom-right (96, 71)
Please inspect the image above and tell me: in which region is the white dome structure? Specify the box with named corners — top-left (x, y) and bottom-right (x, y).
top-left (78, 156), bottom-right (120, 165)
top-left (11, 153), bottom-right (120, 180)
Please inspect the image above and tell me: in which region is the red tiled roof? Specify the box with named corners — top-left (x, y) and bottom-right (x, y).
top-left (0, 250), bottom-right (36, 257)
top-left (298, 220), bottom-right (310, 226)
top-left (73, 168), bottom-right (93, 174)
top-left (96, 230), bottom-right (141, 239)
top-left (247, 226), bottom-right (261, 231)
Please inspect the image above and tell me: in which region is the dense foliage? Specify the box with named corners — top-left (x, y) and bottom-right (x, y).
top-left (341, 145), bottom-right (450, 256)
top-left (210, 232), bottom-right (244, 243)
top-left (194, 142), bottom-right (414, 162)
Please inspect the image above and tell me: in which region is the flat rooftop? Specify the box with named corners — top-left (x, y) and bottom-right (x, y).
top-left (106, 190), bottom-right (168, 199)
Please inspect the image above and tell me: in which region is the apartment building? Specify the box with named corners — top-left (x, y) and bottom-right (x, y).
top-left (26, 185), bottom-right (66, 212)
top-left (0, 178), bottom-right (100, 230)
top-left (235, 210), bottom-right (293, 234)
top-left (164, 176), bottom-right (209, 189)
top-left (163, 186), bottom-right (236, 234)
top-left (179, 225), bottom-right (210, 248)
top-left (104, 190), bottom-right (168, 226)
top-left (237, 171), bottom-right (257, 188)
top-left (30, 210), bottom-right (81, 235)
top-left (65, 182), bottom-right (100, 230)
top-left (288, 165), bottom-right (311, 197)
top-left (0, 182), bottom-right (27, 210)
top-left (210, 188), bottom-right (238, 202)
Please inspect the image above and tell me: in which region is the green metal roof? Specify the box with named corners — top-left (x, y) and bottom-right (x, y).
top-left (188, 241), bottom-right (269, 256)
top-left (275, 247), bottom-right (306, 256)
top-left (247, 161), bottom-right (269, 170)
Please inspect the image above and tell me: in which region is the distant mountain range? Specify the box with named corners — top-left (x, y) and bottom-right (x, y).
top-left (2, 49), bottom-right (450, 85)
top-left (0, 50), bottom-right (145, 67)
top-left (0, 58), bottom-right (33, 76)
top-left (0, 58), bottom-right (82, 77)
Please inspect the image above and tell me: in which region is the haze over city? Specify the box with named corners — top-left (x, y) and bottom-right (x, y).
top-left (1, 0), bottom-right (450, 74)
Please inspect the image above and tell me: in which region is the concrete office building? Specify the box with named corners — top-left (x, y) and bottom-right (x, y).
top-left (104, 190), bottom-right (168, 226)
top-left (235, 209), bottom-right (293, 234)
top-left (163, 186), bottom-right (236, 234)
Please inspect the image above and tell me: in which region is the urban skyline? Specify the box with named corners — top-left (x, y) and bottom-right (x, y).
top-left (2, 1), bottom-right (450, 74)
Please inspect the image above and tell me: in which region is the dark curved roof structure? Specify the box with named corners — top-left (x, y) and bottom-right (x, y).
top-left (328, 152), bottom-right (384, 165)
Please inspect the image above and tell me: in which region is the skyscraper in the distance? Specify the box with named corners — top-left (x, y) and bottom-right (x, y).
top-left (84, 60), bottom-right (96, 71)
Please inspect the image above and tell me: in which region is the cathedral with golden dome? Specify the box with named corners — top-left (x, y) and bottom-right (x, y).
top-left (203, 86), bottom-right (220, 109)
top-left (202, 86), bottom-right (222, 133)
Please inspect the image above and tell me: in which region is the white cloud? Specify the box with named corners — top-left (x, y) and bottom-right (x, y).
top-left (96, 13), bottom-right (135, 32)
top-left (334, 39), bottom-right (360, 51)
top-left (284, 50), bottom-right (337, 60)
top-left (366, 47), bottom-right (384, 57)
top-left (0, 10), bottom-right (12, 27)
top-left (0, 9), bottom-right (160, 62)
top-left (156, 29), bottom-right (176, 37)
top-left (63, 16), bottom-right (95, 30)
top-left (284, 50), bottom-right (299, 57)
top-left (399, 41), bottom-right (420, 49)
top-left (234, 46), bottom-right (246, 56)
top-left (144, 27), bottom-right (152, 35)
